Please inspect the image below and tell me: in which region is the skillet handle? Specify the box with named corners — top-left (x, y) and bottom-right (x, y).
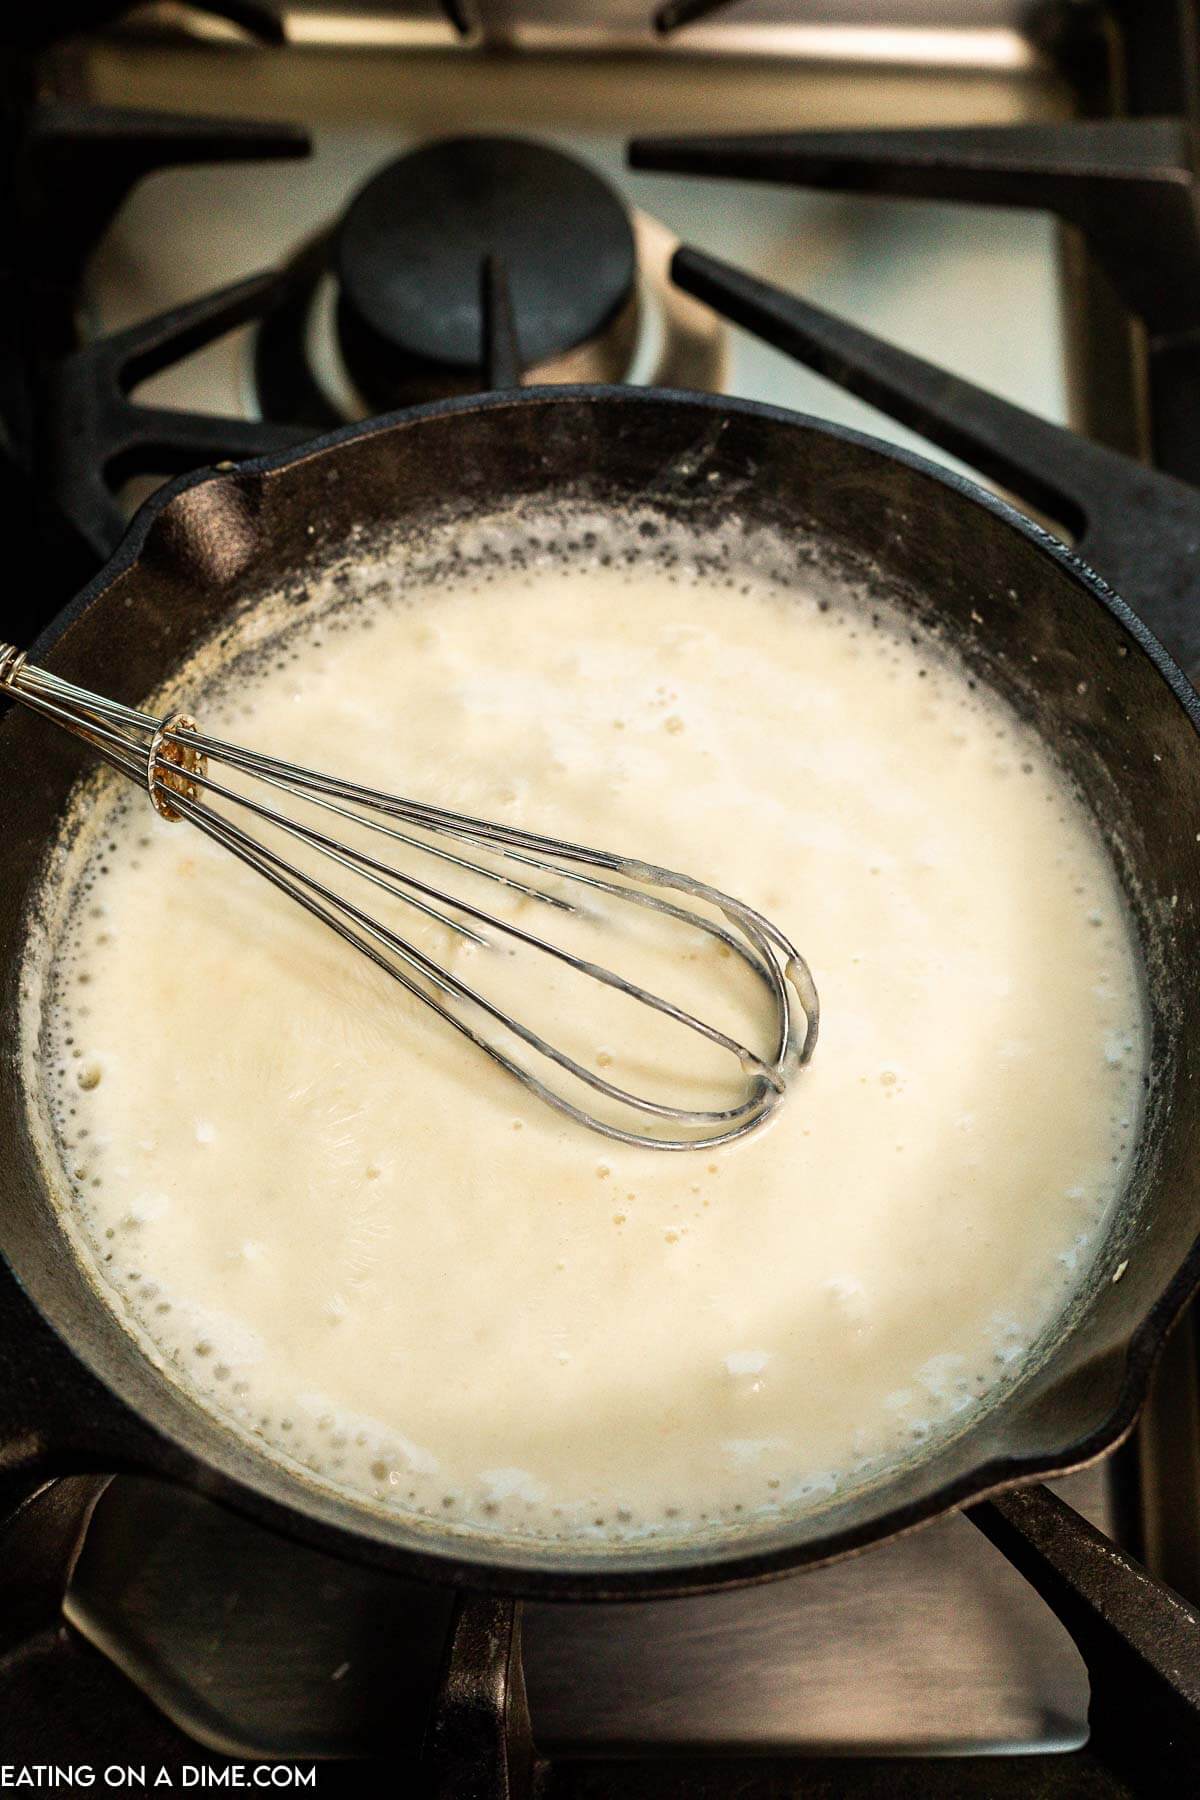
top-left (0, 1265), bottom-right (167, 1660)
top-left (0, 1260), bottom-right (167, 1526)
top-left (0, 1472), bottom-right (111, 1657)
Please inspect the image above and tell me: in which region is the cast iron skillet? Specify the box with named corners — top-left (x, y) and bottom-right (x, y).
top-left (3, 385), bottom-right (1200, 1602)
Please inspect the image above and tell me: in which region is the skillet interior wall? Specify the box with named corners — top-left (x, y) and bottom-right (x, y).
top-left (2, 389), bottom-right (1199, 1583)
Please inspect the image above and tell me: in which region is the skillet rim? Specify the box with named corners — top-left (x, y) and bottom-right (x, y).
top-left (4, 380), bottom-right (1199, 1600)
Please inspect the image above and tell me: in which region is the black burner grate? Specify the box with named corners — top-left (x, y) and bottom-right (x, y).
top-left (0, 68), bottom-right (313, 604)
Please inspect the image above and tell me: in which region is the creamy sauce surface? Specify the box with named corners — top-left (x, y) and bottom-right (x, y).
top-left (29, 533), bottom-right (1146, 1548)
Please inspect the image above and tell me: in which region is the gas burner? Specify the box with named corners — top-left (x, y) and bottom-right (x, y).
top-left (338, 135), bottom-right (637, 396)
top-left (252, 135), bottom-right (726, 423)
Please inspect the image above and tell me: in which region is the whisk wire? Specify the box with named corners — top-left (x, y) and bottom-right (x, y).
top-left (179, 758), bottom-right (781, 1077)
top-left (169, 782), bottom-right (782, 1135)
top-left (1, 645), bottom-right (818, 1149)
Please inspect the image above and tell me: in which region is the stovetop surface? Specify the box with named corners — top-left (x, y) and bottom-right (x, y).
top-left (67, 1468), bottom-right (1110, 1759)
top-left (5, 5), bottom-right (1199, 1782)
top-left (81, 39), bottom-right (1069, 497)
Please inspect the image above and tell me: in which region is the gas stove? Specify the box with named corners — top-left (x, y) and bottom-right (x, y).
top-left (4, 2), bottom-right (1200, 1793)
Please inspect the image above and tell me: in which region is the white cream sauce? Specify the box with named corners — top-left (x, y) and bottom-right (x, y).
top-left (28, 524), bottom-right (1146, 1548)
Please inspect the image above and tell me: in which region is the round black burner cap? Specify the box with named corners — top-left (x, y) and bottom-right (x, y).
top-left (334, 136), bottom-right (637, 404)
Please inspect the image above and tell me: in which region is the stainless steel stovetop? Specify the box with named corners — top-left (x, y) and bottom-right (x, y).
top-left (34, 8), bottom-right (1148, 1763)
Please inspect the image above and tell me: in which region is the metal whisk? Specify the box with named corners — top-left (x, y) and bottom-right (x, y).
top-left (0, 642), bottom-right (817, 1150)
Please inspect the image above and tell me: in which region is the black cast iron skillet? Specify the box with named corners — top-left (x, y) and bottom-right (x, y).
top-left (3, 385), bottom-right (1200, 1602)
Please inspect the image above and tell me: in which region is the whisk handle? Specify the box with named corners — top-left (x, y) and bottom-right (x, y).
top-left (0, 644), bottom-right (209, 822)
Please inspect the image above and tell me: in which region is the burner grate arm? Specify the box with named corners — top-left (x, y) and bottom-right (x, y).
top-left (44, 270), bottom-right (316, 561)
top-left (670, 245), bottom-right (1200, 679)
top-left (632, 121), bottom-right (1200, 338)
